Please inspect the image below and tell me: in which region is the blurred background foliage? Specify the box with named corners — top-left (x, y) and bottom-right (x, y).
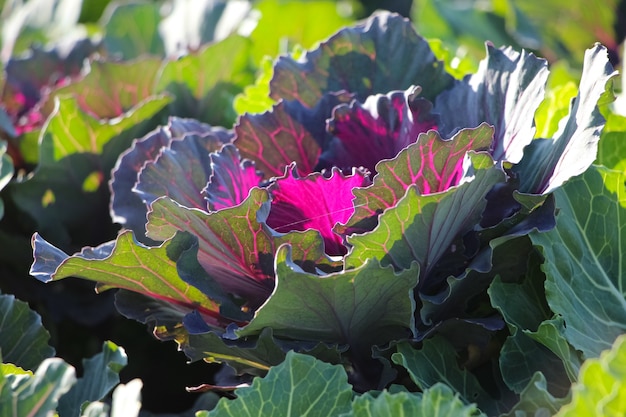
top-left (0, 0), bottom-right (624, 413)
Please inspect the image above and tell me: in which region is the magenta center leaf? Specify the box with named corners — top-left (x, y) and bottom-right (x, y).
top-left (266, 167), bottom-right (370, 256)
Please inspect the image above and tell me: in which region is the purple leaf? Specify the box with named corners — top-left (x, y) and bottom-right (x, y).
top-left (339, 124), bottom-right (494, 235)
top-left (322, 86), bottom-right (439, 174)
top-left (133, 134), bottom-right (225, 210)
top-left (270, 12), bottom-right (453, 107)
top-left (109, 118), bottom-right (232, 242)
top-left (205, 144), bottom-right (264, 211)
top-left (266, 167), bottom-right (370, 256)
top-left (234, 101), bottom-right (322, 178)
top-left (434, 45), bottom-right (549, 164)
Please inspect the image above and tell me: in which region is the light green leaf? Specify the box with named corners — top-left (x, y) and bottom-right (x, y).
top-left (202, 351), bottom-right (352, 417)
top-left (597, 113), bottom-right (626, 171)
top-left (0, 356), bottom-right (76, 417)
top-left (0, 292), bottom-right (54, 370)
top-left (233, 56), bottom-right (276, 115)
top-left (155, 34), bottom-right (255, 126)
top-left (556, 334), bottom-right (626, 417)
top-left (530, 165), bottom-right (626, 359)
top-left (57, 341), bottom-right (127, 417)
top-left (248, 0), bottom-right (355, 65)
top-left (342, 385), bottom-right (485, 417)
top-left (237, 245), bottom-right (418, 347)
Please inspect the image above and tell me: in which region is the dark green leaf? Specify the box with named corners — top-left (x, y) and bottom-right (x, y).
top-left (101, 2), bottom-right (164, 59)
top-left (0, 293), bottom-right (54, 370)
top-left (237, 245), bottom-right (418, 347)
top-left (57, 341), bottom-right (127, 417)
top-left (529, 165), bottom-right (626, 358)
top-left (392, 337), bottom-right (500, 415)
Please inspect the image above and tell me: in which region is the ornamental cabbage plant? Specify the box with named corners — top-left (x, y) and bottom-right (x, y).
top-left (30, 12), bottom-right (621, 415)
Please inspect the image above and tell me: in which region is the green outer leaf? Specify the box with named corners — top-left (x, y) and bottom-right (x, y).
top-left (101, 2), bottom-right (165, 59)
top-left (342, 385), bottom-right (485, 417)
top-left (530, 165), bottom-right (626, 359)
top-left (9, 94), bottom-right (170, 242)
top-left (57, 341), bottom-right (127, 417)
top-left (31, 230), bottom-right (221, 323)
top-left (341, 124), bottom-right (494, 234)
top-left (237, 245), bottom-right (418, 346)
top-left (203, 351), bottom-right (352, 417)
top-left (0, 141), bottom-right (14, 220)
top-left (500, 372), bottom-right (568, 417)
top-left (346, 156), bottom-right (504, 279)
top-left (392, 337), bottom-right (499, 416)
top-left (499, 329), bottom-right (570, 395)
top-left (45, 58), bottom-right (164, 118)
top-left (0, 293), bottom-right (54, 370)
top-left (488, 270), bottom-right (582, 383)
top-left (597, 113), bottom-right (626, 171)
top-left (248, 0), bottom-right (354, 65)
top-left (155, 34), bottom-right (255, 126)
top-left (0, 357), bottom-right (76, 417)
top-left (556, 334), bottom-right (626, 417)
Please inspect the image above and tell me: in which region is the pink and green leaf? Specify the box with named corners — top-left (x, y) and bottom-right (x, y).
top-left (146, 188), bottom-right (337, 309)
top-left (340, 124), bottom-right (494, 235)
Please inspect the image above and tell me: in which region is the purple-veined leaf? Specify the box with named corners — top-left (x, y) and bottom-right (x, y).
top-left (515, 44), bottom-right (617, 194)
top-left (281, 92), bottom-right (355, 149)
top-left (234, 101), bottom-right (322, 178)
top-left (146, 188), bottom-right (337, 310)
top-left (434, 44), bottom-right (549, 164)
top-left (236, 244), bottom-right (418, 347)
top-left (346, 154), bottom-right (505, 290)
top-left (42, 58), bottom-right (163, 119)
top-left (339, 124), bottom-right (494, 235)
top-left (205, 144), bottom-right (264, 211)
top-left (30, 230), bottom-right (225, 327)
top-left (270, 12), bottom-right (453, 107)
top-left (110, 118), bottom-right (232, 242)
top-left (266, 166), bottom-right (370, 256)
top-left (321, 86), bottom-right (439, 174)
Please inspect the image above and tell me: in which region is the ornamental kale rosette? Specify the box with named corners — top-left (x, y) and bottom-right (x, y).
top-left (30, 11), bottom-right (616, 407)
